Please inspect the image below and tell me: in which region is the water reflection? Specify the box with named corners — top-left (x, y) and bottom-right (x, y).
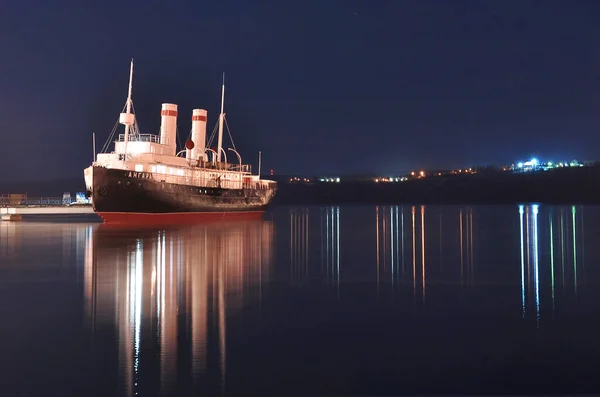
top-left (459, 207), bottom-right (475, 286)
top-left (366, 204), bottom-right (584, 320)
top-left (0, 222), bottom-right (18, 258)
top-left (83, 221), bottom-right (274, 396)
top-left (0, 205), bottom-right (598, 395)
top-left (289, 206), bottom-right (341, 287)
top-left (519, 205), bottom-right (581, 325)
top-left (321, 206), bottom-right (340, 287)
top-left (0, 222), bottom-right (95, 269)
top-left (375, 206), bottom-right (403, 287)
top-left (375, 206), bottom-right (410, 288)
top-left (290, 207), bottom-right (310, 282)
top-left (375, 206), bottom-right (480, 294)
top-left (519, 204), bottom-right (540, 324)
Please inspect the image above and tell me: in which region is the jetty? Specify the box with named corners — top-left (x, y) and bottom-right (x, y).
top-left (1, 206), bottom-right (94, 221)
top-left (0, 194), bottom-right (95, 221)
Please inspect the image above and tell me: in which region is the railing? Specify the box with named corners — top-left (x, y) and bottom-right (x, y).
top-left (261, 180), bottom-right (277, 188)
top-left (117, 134), bottom-right (164, 144)
top-left (149, 172), bottom-right (244, 190)
top-left (0, 194), bottom-right (27, 206)
top-left (25, 197), bottom-right (65, 206)
top-left (146, 171), bottom-right (275, 191)
top-left (194, 161), bottom-right (251, 173)
top-left (111, 138), bottom-right (252, 173)
top-left (0, 196), bottom-right (66, 207)
top-left (229, 164), bottom-right (252, 173)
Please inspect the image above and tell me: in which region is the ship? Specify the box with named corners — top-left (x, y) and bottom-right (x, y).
top-left (84, 60), bottom-right (277, 225)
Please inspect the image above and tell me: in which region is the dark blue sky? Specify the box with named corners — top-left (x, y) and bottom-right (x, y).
top-left (1, 0), bottom-right (599, 181)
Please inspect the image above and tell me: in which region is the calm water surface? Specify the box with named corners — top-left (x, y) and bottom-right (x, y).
top-left (1, 205), bottom-right (599, 396)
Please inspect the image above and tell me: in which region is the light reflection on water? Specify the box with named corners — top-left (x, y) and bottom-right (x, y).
top-left (0, 204), bottom-right (597, 395)
top-left (83, 221), bottom-right (274, 396)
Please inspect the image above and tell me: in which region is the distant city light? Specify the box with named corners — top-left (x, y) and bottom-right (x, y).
top-left (509, 157), bottom-right (586, 173)
top-left (309, 156), bottom-right (589, 186)
top-left (317, 177), bottom-right (340, 183)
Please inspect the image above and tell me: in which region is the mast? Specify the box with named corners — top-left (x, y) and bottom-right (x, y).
top-left (216, 73), bottom-right (225, 163)
top-left (120, 59), bottom-right (135, 157)
top-left (258, 150), bottom-right (262, 179)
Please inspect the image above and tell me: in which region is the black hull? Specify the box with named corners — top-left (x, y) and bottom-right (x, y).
top-left (91, 166), bottom-right (277, 214)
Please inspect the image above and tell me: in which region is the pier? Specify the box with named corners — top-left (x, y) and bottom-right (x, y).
top-left (0, 206), bottom-right (95, 221)
top-left (1, 194), bottom-right (96, 221)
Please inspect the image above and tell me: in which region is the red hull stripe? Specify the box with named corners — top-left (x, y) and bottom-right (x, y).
top-left (161, 109), bottom-right (178, 117)
top-left (98, 211), bottom-right (266, 225)
top-left (192, 115), bottom-right (207, 122)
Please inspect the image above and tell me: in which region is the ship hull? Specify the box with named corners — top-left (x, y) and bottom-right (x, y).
top-left (90, 166), bottom-right (276, 225)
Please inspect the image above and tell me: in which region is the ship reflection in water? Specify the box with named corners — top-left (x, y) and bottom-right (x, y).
top-left (82, 220), bottom-right (274, 396)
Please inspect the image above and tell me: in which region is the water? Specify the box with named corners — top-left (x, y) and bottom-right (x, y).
top-left (0, 205), bottom-right (599, 396)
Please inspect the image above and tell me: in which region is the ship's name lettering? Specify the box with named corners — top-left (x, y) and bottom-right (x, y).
top-left (128, 172), bottom-right (153, 179)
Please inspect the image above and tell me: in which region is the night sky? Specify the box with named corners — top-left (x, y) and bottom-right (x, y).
top-left (1, 0), bottom-right (600, 182)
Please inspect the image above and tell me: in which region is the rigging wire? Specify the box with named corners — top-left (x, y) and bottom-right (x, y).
top-left (206, 121), bottom-right (219, 148)
top-left (176, 126), bottom-right (182, 153)
top-left (130, 102), bottom-right (140, 136)
top-left (100, 111), bottom-right (122, 153)
top-left (224, 116), bottom-right (236, 151)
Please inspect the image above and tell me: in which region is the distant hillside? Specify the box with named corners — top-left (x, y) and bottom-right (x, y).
top-left (0, 177), bottom-right (86, 197)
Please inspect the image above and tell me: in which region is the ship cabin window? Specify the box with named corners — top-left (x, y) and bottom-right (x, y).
top-left (135, 164), bottom-right (144, 172)
top-left (177, 169), bottom-right (184, 176)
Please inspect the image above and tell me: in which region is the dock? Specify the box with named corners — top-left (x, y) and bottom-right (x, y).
top-left (1, 205), bottom-right (95, 221)
top-left (1, 193), bottom-right (97, 221)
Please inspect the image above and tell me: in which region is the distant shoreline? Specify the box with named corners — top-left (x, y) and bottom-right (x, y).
top-left (271, 166), bottom-right (600, 206)
top-left (2, 165), bottom-right (600, 206)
